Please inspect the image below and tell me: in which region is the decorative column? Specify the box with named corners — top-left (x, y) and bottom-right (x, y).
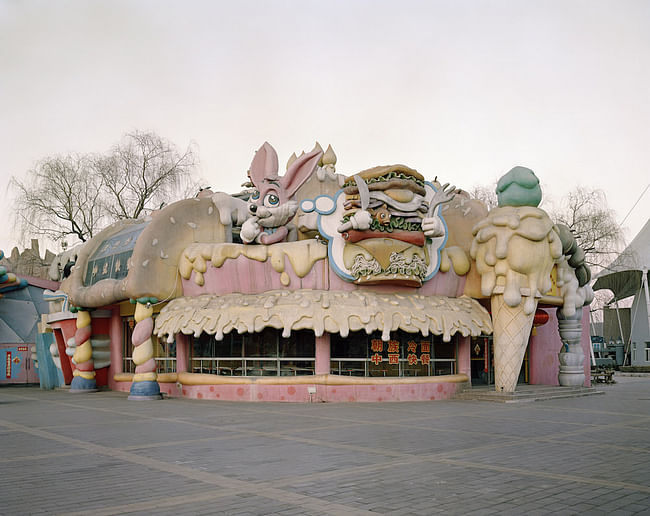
top-left (314, 334), bottom-right (331, 375)
top-left (109, 307), bottom-right (123, 376)
top-left (175, 333), bottom-right (190, 373)
top-left (456, 336), bottom-right (471, 379)
top-left (557, 308), bottom-right (585, 387)
top-left (70, 308), bottom-right (97, 392)
top-left (128, 298), bottom-right (161, 400)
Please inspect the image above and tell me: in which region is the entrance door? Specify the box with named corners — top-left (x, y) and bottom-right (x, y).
top-left (1, 344), bottom-right (38, 384)
top-left (470, 336), bottom-right (529, 386)
top-left (470, 336), bottom-right (493, 385)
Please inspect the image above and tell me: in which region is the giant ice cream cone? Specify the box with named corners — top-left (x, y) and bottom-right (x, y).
top-left (491, 294), bottom-right (536, 392)
top-left (470, 167), bottom-right (564, 393)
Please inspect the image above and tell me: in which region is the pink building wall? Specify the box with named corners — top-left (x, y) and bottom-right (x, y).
top-left (314, 334), bottom-right (330, 375)
top-left (176, 333), bottom-right (191, 373)
top-left (174, 380), bottom-right (464, 402)
top-left (528, 306), bottom-right (591, 387)
top-left (182, 254), bottom-right (466, 299)
top-left (457, 336), bottom-right (471, 378)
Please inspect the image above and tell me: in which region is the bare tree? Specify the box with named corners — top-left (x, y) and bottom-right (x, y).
top-left (550, 186), bottom-right (624, 270)
top-left (11, 154), bottom-right (105, 243)
top-left (96, 131), bottom-right (198, 220)
top-left (11, 131), bottom-right (200, 247)
top-left (467, 184), bottom-right (498, 209)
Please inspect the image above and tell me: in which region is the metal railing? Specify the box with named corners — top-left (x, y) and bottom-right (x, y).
top-left (330, 358), bottom-right (455, 377)
top-left (190, 357), bottom-right (315, 376)
top-left (122, 356), bottom-right (453, 377)
top-left (122, 357), bottom-right (177, 374)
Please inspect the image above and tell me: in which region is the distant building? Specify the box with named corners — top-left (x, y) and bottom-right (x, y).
top-left (594, 219), bottom-right (650, 366)
top-left (1, 248), bottom-right (60, 383)
top-left (0, 239), bottom-right (55, 280)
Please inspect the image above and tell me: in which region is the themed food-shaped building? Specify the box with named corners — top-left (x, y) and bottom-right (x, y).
top-left (44, 142), bottom-right (594, 401)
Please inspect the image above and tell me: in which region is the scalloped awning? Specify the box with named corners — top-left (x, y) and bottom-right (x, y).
top-left (154, 289), bottom-right (492, 343)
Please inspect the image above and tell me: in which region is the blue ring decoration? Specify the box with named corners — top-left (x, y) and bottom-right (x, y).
top-left (300, 199), bottom-right (315, 213)
top-left (70, 376), bottom-right (97, 391)
top-left (313, 194), bottom-right (337, 215)
top-left (317, 190), bottom-right (354, 282)
top-left (129, 380), bottom-right (161, 397)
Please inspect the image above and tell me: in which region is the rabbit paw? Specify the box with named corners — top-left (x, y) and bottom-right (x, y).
top-left (241, 218), bottom-right (262, 244)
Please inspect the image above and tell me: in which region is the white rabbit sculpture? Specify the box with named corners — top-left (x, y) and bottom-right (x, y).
top-left (240, 142), bottom-right (323, 244)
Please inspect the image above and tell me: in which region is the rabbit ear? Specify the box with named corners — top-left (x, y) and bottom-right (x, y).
top-left (281, 148), bottom-right (323, 199)
top-left (249, 142), bottom-right (279, 187)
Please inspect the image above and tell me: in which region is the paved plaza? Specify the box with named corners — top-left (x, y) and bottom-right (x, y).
top-left (1, 378), bottom-right (649, 516)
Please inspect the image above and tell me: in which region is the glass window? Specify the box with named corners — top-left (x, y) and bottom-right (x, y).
top-left (155, 337), bottom-right (176, 373)
top-left (122, 318), bottom-right (134, 373)
top-left (330, 360), bottom-right (366, 376)
top-left (190, 329), bottom-right (315, 376)
top-left (434, 340), bottom-right (455, 359)
top-left (330, 330), bottom-right (456, 377)
top-left (331, 331), bottom-right (368, 358)
top-left (244, 328), bottom-right (277, 357)
top-left (280, 330), bottom-right (315, 358)
top-left (215, 334), bottom-right (241, 357)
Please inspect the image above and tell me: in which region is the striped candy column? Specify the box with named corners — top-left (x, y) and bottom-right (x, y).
top-left (70, 308), bottom-right (97, 392)
top-left (128, 299), bottom-right (161, 400)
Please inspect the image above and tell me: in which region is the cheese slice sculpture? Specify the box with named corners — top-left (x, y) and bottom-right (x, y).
top-left (470, 167), bottom-right (563, 392)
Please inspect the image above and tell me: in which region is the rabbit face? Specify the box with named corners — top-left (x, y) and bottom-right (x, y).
top-left (248, 191), bottom-right (298, 228)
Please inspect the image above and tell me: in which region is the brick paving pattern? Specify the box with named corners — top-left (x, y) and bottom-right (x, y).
top-left (1, 377), bottom-right (649, 515)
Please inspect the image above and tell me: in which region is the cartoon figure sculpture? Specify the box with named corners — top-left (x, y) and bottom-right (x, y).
top-left (240, 142), bottom-right (323, 244)
top-left (303, 165), bottom-right (456, 287)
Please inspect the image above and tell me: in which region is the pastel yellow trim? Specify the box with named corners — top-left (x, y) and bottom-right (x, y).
top-left (73, 370), bottom-right (96, 380)
top-left (176, 372), bottom-right (469, 386)
top-left (135, 303), bottom-right (154, 323)
top-left (133, 372), bottom-right (157, 382)
top-left (157, 372), bottom-right (178, 383)
top-left (132, 338), bottom-right (153, 365)
top-left (73, 340), bottom-right (93, 364)
top-left (76, 310), bottom-right (91, 328)
top-left (113, 372), bottom-right (177, 383)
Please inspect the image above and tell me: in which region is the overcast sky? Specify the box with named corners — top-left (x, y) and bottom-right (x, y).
top-left (1, 0), bottom-right (648, 256)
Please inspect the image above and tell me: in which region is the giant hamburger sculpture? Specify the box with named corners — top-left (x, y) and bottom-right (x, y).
top-left (316, 164), bottom-right (456, 287)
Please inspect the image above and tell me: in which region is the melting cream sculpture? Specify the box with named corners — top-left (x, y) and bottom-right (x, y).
top-left (470, 167), bottom-right (592, 392)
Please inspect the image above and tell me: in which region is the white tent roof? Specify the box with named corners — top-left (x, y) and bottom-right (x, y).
top-left (606, 218), bottom-right (650, 273)
top-left (594, 218), bottom-right (650, 301)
